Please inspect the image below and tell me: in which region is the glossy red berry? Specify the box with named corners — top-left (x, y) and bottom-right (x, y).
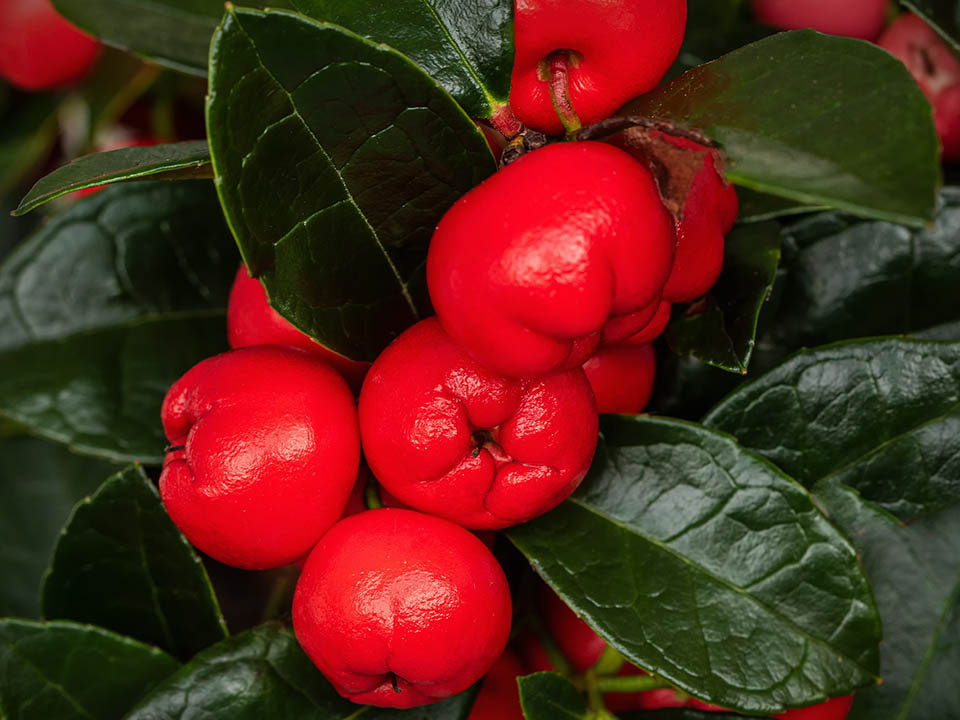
top-left (0, 0), bottom-right (100, 91)
top-left (359, 317), bottom-right (598, 529)
top-left (227, 265), bottom-right (369, 390)
top-left (510, 0), bottom-right (687, 135)
top-left (752, 0), bottom-right (888, 40)
top-left (467, 650), bottom-right (526, 720)
top-left (159, 346), bottom-right (360, 569)
top-left (293, 508), bottom-right (512, 708)
top-left (428, 141), bottom-right (675, 379)
top-left (582, 344), bottom-right (656, 414)
top-left (775, 696), bottom-right (854, 720)
top-left (654, 134), bottom-right (739, 303)
top-left (878, 13), bottom-right (960, 162)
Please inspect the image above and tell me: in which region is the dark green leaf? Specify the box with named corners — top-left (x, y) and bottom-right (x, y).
top-left (517, 672), bottom-right (587, 720)
top-left (902, 0), bottom-right (960, 52)
top-left (671, 0), bottom-right (771, 78)
top-left (705, 339), bottom-right (960, 520)
top-left (0, 181), bottom-right (237, 352)
top-left (50, 0), bottom-right (294, 76)
top-left (765, 188), bottom-right (960, 349)
top-left (666, 222), bottom-right (781, 373)
top-left (0, 94), bottom-right (60, 198)
top-left (125, 624), bottom-right (478, 720)
top-left (0, 312), bottom-right (226, 463)
top-left (42, 465), bottom-right (228, 659)
top-left (507, 415), bottom-right (880, 715)
top-left (207, 8), bottom-right (495, 361)
top-left (0, 436), bottom-right (117, 618)
top-left (15, 142), bottom-right (212, 216)
top-left (0, 619), bottom-right (178, 720)
top-left (291, 0), bottom-right (514, 118)
top-left (624, 31), bottom-right (940, 226)
top-left (736, 188), bottom-right (824, 224)
top-left (816, 481), bottom-right (960, 720)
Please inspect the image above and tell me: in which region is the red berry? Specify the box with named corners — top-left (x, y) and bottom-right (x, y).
top-left (774, 696), bottom-right (854, 720)
top-left (752, 0), bottom-right (888, 40)
top-left (159, 346), bottom-right (360, 569)
top-left (227, 265), bottom-right (369, 390)
top-left (0, 0), bottom-right (100, 91)
top-left (428, 141), bottom-right (675, 378)
top-left (878, 13), bottom-right (960, 162)
top-left (510, 0), bottom-right (687, 134)
top-left (293, 508), bottom-right (512, 708)
top-left (359, 317), bottom-right (598, 529)
top-left (467, 650), bottom-right (527, 720)
top-left (582, 344), bottom-right (656, 414)
top-left (654, 134), bottom-right (739, 303)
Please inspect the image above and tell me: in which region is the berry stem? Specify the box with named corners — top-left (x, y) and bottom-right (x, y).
top-left (490, 102), bottom-right (524, 140)
top-left (364, 474), bottom-right (384, 510)
top-left (591, 645), bottom-right (626, 676)
top-left (547, 51), bottom-right (582, 135)
top-left (594, 674), bottom-right (671, 694)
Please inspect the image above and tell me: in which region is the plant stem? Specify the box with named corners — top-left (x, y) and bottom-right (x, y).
top-left (547, 51), bottom-right (582, 135)
top-left (594, 674), bottom-right (671, 694)
top-left (591, 644), bottom-right (625, 676)
top-left (364, 474), bottom-right (384, 510)
top-left (490, 102), bottom-right (523, 140)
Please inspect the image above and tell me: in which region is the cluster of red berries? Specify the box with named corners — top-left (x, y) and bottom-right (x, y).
top-left (155, 0), bottom-right (749, 712)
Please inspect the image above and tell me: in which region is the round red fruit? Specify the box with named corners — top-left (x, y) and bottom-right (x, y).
top-left (582, 344), bottom-right (656, 414)
top-left (0, 0), bottom-right (101, 91)
top-left (359, 317), bottom-right (598, 529)
top-left (427, 141), bottom-right (675, 379)
top-left (752, 0), bottom-right (888, 40)
top-left (227, 265), bottom-right (369, 389)
top-left (467, 650), bottom-right (526, 720)
top-left (159, 346), bottom-right (360, 570)
top-left (510, 0), bottom-right (687, 135)
top-left (293, 508), bottom-right (512, 708)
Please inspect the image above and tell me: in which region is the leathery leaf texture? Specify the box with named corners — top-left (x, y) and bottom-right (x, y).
top-left (705, 339), bottom-right (960, 520)
top-left (207, 7), bottom-right (496, 361)
top-left (508, 415), bottom-right (880, 714)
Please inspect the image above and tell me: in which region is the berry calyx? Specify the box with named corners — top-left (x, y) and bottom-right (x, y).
top-left (293, 509), bottom-right (512, 708)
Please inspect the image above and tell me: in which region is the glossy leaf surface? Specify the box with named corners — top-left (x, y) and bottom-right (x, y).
top-left (43, 466), bottom-right (228, 659)
top-left (625, 31), bottom-right (940, 226)
top-left (705, 339), bottom-right (960, 520)
top-left (0, 619), bottom-right (177, 720)
top-left (517, 672), bottom-right (588, 720)
top-left (508, 415), bottom-right (880, 714)
top-left (0, 437), bottom-right (116, 617)
top-left (15, 142), bottom-right (212, 215)
top-left (666, 221), bottom-right (781, 373)
top-left (817, 482), bottom-right (960, 720)
top-left (125, 624), bottom-right (478, 720)
top-left (291, 0), bottom-right (514, 117)
top-left (207, 8), bottom-right (495, 361)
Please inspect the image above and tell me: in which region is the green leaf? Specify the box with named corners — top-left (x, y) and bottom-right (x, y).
top-left (704, 339), bottom-right (960, 521)
top-left (125, 624), bottom-right (478, 720)
top-left (291, 0), bottom-right (514, 118)
top-left (517, 672), bottom-right (588, 720)
top-left (15, 142), bottom-right (213, 216)
top-left (815, 481), bottom-right (960, 720)
top-left (50, 0), bottom-right (293, 76)
top-left (0, 312), bottom-right (225, 463)
top-left (736, 188), bottom-right (824, 224)
top-left (902, 0), bottom-right (960, 52)
top-left (207, 7), bottom-right (495, 361)
top-left (665, 222), bottom-right (781, 373)
top-left (623, 31), bottom-right (940, 226)
top-left (0, 95), bottom-right (60, 198)
top-left (0, 181), bottom-right (237, 352)
top-left (507, 415), bottom-right (880, 715)
top-left (764, 188), bottom-right (960, 350)
top-left (0, 436), bottom-right (117, 618)
top-left (42, 465), bottom-right (228, 659)
top-left (0, 619), bottom-right (178, 720)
